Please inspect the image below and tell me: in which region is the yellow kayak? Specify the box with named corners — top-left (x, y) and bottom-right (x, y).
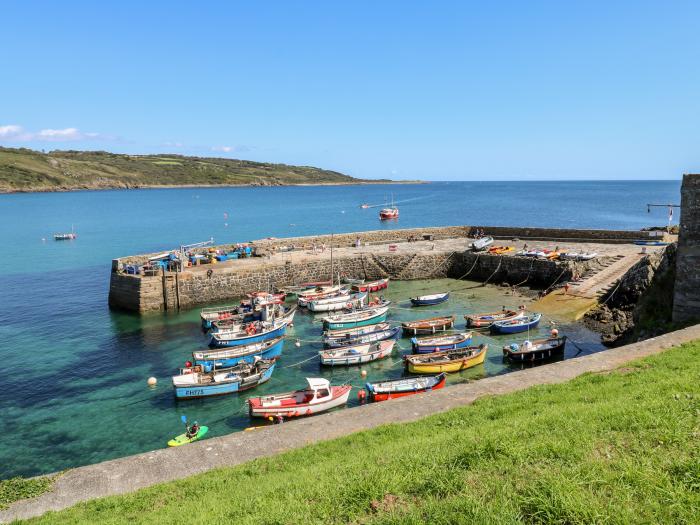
top-left (405, 345), bottom-right (487, 374)
top-left (167, 426), bottom-right (208, 447)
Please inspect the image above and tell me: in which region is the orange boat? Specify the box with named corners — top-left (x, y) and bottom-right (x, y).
top-left (401, 315), bottom-right (455, 335)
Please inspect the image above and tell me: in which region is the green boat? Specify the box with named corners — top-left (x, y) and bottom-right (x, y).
top-left (322, 305), bottom-right (389, 331)
top-left (167, 425), bottom-right (209, 447)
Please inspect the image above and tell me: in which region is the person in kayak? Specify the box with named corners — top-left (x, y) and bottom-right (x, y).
top-left (186, 422), bottom-right (200, 439)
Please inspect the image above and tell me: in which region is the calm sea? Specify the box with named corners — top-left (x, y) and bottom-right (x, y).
top-left (0, 181), bottom-right (681, 478)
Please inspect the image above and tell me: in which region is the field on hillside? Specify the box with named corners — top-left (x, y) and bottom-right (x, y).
top-left (14, 341), bottom-right (699, 524)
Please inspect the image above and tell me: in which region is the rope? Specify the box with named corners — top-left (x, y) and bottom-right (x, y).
top-left (281, 353), bottom-right (319, 368)
top-left (455, 252), bottom-right (481, 280)
top-left (511, 257), bottom-right (536, 288)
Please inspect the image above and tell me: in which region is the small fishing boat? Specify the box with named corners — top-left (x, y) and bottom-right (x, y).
top-left (465, 309), bottom-right (524, 328)
top-left (503, 336), bottom-right (567, 362)
top-left (404, 345), bottom-right (488, 373)
top-left (209, 320), bottom-right (288, 348)
top-left (172, 359), bottom-right (276, 399)
top-left (411, 332), bottom-right (473, 354)
top-left (470, 236), bottom-right (494, 252)
top-left (200, 303), bottom-right (254, 329)
top-left (193, 336), bottom-right (285, 368)
top-left (324, 322), bottom-right (392, 339)
top-left (365, 373), bottom-right (446, 402)
top-left (401, 315), bottom-right (455, 335)
top-left (323, 323), bottom-right (400, 348)
top-left (319, 339), bottom-right (396, 366)
top-left (351, 278), bottom-right (389, 293)
top-left (211, 303), bottom-right (293, 332)
top-left (248, 378), bottom-right (352, 419)
top-left (379, 207), bottom-right (399, 220)
top-left (410, 292), bottom-right (449, 306)
top-left (360, 203), bottom-right (370, 209)
top-left (298, 287), bottom-right (349, 307)
top-left (308, 292), bottom-right (367, 312)
top-left (342, 277), bottom-right (365, 285)
top-left (322, 305), bottom-right (390, 331)
top-left (167, 425), bottom-right (209, 447)
top-left (54, 232), bottom-right (77, 240)
top-left (490, 312), bottom-right (542, 334)
top-left (488, 245), bottom-right (514, 255)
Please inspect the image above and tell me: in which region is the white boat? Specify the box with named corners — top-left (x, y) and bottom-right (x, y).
top-left (322, 304), bottom-right (390, 330)
top-left (297, 285), bottom-right (345, 299)
top-left (248, 378), bottom-right (352, 418)
top-left (470, 236), bottom-right (494, 252)
top-left (308, 292), bottom-right (367, 312)
top-left (319, 340), bottom-right (396, 366)
top-left (298, 288), bottom-right (349, 307)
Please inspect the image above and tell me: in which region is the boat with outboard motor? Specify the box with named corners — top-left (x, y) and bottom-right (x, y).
top-left (248, 378), bottom-right (352, 419)
top-left (365, 373), bottom-right (446, 402)
top-left (172, 358), bottom-right (276, 399)
top-left (319, 339), bottom-right (396, 366)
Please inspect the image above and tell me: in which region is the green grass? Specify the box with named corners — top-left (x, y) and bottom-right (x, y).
top-left (0, 477), bottom-right (55, 511)
top-left (22, 342), bottom-right (700, 524)
top-left (0, 147), bottom-right (383, 192)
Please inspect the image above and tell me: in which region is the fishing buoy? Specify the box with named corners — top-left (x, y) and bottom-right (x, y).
top-left (147, 377), bottom-right (157, 386)
top-left (361, 369), bottom-right (368, 378)
top-left (357, 390), bottom-right (367, 402)
top-left (551, 328), bottom-right (559, 337)
top-left (185, 360), bottom-right (192, 368)
top-left (295, 339), bottom-right (301, 347)
top-left (288, 322), bottom-right (294, 328)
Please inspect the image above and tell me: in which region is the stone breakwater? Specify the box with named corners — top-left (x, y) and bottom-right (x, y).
top-left (108, 225), bottom-right (628, 313)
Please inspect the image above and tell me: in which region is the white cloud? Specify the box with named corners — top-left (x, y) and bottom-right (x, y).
top-left (0, 124), bottom-right (106, 143)
top-left (211, 145), bottom-right (233, 153)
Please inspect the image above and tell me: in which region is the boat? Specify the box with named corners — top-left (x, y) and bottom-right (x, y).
top-left (488, 246), bottom-right (514, 255)
top-left (323, 323), bottom-right (400, 348)
top-left (200, 302), bottom-right (254, 329)
top-left (404, 345), bottom-right (488, 373)
top-left (503, 336), bottom-right (567, 362)
top-left (379, 194), bottom-right (399, 220)
top-left (470, 236), bottom-right (494, 252)
top-left (246, 291), bottom-right (286, 302)
top-left (54, 232), bottom-right (77, 241)
top-left (401, 315), bottom-right (455, 335)
top-left (411, 332), bottom-right (473, 354)
top-left (172, 359), bottom-right (276, 399)
top-left (307, 292), bottom-right (367, 312)
top-left (365, 373), bottom-right (446, 402)
top-left (319, 339), bottom-right (396, 366)
top-left (633, 240), bottom-right (670, 246)
top-left (410, 292), bottom-right (449, 306)
top-left (194, 336), bottom-right (285, 367)
top-left (360, 203), bottom-right (370, 209)
top-left (465, 309), bottom-right (524, 328)
top-left (298, 287), bottom-right (349, 306)
top-left (167, 425), bottom-right (209, 447)
top-left (490, 312), bottom-right (542, 334)
top-left (278, 281), bottom-right (332, 296)
top-left (297, 285), bottom-right (345, 300)
top-left (342, 277), bottom-right (365, 285)
top-left (211, 303), bottom-right (293, 332)
top-left (560, 252), bottom-right (598, 261)
top-left (248, 378), bottom-right (352, 419)
top-left (322, 305), bottom-right (390, 331)
top-left (351, 278), bottom-right (389, 293)
top-left (209, 319), bottom-right (288, 348)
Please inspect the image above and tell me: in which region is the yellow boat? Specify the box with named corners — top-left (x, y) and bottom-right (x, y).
top-left (488, 246), bottom-right (515, 255)
top-left (404, 344), bottom-right (488, 373)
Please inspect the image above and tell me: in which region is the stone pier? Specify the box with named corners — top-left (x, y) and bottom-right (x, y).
top-left (673, 174), bottom-right (700, 323)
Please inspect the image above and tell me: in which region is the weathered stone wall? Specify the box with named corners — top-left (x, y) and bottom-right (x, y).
top-left (673, 174), bottom-right (700, 323)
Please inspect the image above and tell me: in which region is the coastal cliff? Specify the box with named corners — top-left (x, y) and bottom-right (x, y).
top-left (0, 147), bottom-right (391, 193)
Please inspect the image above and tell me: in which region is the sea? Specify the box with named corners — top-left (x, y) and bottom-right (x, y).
top-left (0, 180), bottom-right (681, 478)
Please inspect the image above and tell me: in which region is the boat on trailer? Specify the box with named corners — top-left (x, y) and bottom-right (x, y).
top-left (404, 344), bottom-right (488, 373)
top-left (319, 339), bottom-right (396, 366)
top-left (172, 359), bottom-right (276, 399)
top-left (503, 336), bottom-right (567, 362)
top-left (365, 373), bottom-right (447, 402)
top-left (193, 336), bottom-right (285, 368)
top-left (248, 378), bottom-right (352, 419)
top-left (465, 309), bottom-right (523, 328)
top-left (490, 312), bottom-right (542, 334)
top-left (410, 292), bottom-right (449, 306)
top-left (323, 323), bottom-right (400, 348)
top-left (401, 315), bottom-right (455, 335)
top-left (411, 332), bottom-right (473, 354)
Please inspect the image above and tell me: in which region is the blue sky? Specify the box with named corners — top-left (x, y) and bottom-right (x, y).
top-left (1, 1), bottom-right (698, 180)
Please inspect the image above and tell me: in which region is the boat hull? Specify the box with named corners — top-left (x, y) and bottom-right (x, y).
top-left (249, 385), bottom-right (352, 418)
top-left (367, 373), bottom-right (446, 401)
top-left (323, 326), bottom-right (400, 348)
top-left (411, 333), bottom-right (472, 354)
top-left (503, 337), bottom-right (567, 363)
top-left (401, 316), bottom-right (455, 335)
top-left (405, 346), bottom-right (487, 374)
top-left (174, 363), bottom-right (275, 399)
top-left (351, 279), bottom-right (389, 293)
top-left (465, 310), bottom-right (523, 328)
top-left (322, 307), bottom-right (389, 331)
top-left (194, 337), bottom-right (285, 367)
top-left (490, 314), bottom-right (541, 334)
top-left (410, 293), bottom-right (449, 306)
top-left (209, 324), bottom-right (287, 348)
top-left (319, 340), bottom-right (395, 366)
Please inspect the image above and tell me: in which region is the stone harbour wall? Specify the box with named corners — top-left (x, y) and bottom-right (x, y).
top-left (673, 174), bottom-right (700, 323)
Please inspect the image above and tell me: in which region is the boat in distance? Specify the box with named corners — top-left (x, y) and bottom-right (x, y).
top-left (404, 344), bottom-right (488, 373)
top-left (319, 339), bottom-right (396, 366)
top-left (365, 373), bottom-right (447, 402)
top-left (490, 312), bottom-right (542, 334)
top-left (248, 378), bottom-right (352, 419)
top-left (401, 315), bottom-right (455, 335)
top-left (410, 292), bottom-right (449, 306)
top-left (503, 336), bottom-right (567, 362)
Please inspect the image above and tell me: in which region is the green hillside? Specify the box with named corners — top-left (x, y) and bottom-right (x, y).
top-left (0, 147), bottom-right (377, 192)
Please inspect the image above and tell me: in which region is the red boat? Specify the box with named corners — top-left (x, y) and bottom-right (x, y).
top-left (351, 278), bottom-right (389, 293)
top-left (365, 373), bottom-right (446, 402)
top-left (379, 207), bottom-right (399, 220)
top-left (248, 378), bottom-right (352, 418)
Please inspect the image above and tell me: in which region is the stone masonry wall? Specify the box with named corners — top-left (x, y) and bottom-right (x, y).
top-left (673, 174), bottom-right (700, 323)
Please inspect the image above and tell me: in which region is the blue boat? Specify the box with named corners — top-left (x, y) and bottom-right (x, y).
top-left (193, 336), bottom-right (285, 367)
top-left (490, 312), bottom-right (542, 334)
top-left (208, 321), bottom-right (287, 348)
top-left (411, 332), bottom-right (472, 353)
top-left (172, 359), bottom-right (276, 399)
top-left (410, 292), bottom-right (449, 306)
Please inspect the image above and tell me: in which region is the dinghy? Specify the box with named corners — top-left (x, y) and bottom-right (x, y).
top-left (401, 315), bottom-right (455, 335)
top-left (323, 323), bottom-right (400, 348)
top-left (470, 236), bottom-right (494, 252)
top-left (404, 345), bottom-right (488, 373)
top-left (248, 378), bottom-right (352, 419)
top-left (503, 336), bottom-right (567, 362)
top-left (410, 292), bottom-right (449, 306)
top-left (172, 359), bottom-right (276, 399)
top-left (319, 339), bottom-right (396, 366)
top-left (365, 373), bottom-right (447, 402)
top-left (490, 312), bottom-right (542, 334)
top-left (465, 309), bottom-right (523, 328)
top-left (411, 332), bottom-right (473, 354)
top-left (322, 305), bottom-right (390, 330)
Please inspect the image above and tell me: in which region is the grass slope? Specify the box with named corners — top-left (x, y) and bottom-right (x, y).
top-left (24, 342), bottom-right (700, 524)
top-left (0, 147), bottom-right (376, 192)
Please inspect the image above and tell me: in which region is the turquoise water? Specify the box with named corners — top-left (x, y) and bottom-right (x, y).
top-left (0, 181), bottom-right (680, 478)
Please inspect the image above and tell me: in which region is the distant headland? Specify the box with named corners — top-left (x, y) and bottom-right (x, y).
top-left (0, 147), bottom-right (422, 193)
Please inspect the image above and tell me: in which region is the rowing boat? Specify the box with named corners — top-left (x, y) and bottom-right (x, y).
top-left (410, 332), bottom-right (472, 354)
top-left (308, 292), bottom-right (367, 312)
top-left (365, 373), bottom-right (446, 402)
top-left (323, 323), bottom-right (400, 348)
top-left (503, 336), bottom-right (567, 362)
top-left (401, 315), bottom-right (455, 335)
top-left (404, 345), bottom-right (488, 373)
top-left (351, 278), bottom-right (389, 293)
top-left (319, 339), bottom-right (396, 366)
top-left (465, 309), bottom-right (523, 328)
top-left (490, 313), bottom-right (542, 334)
top-left (410, 292), bottom-right (449, 306)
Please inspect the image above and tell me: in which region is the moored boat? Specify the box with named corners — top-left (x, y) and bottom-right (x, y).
top-left (404, 344), bottom-right (488, 373)
top-left (470, 236), bottom-right (494, 252)
top-left (365, 373), bottom-right (446, 402)
top-left (319, 339), bottom-right (396, 366)
top-left (322, 305), bottom-right (390, 331)
top-left (172, 359), bottom-right (276, 399)
top-left (298, 287), bottom-right (349, 307)
top-left (351, 278), bottom-right (389, 293)
top-left (193, 336), bottom-right (285, 367)
top-left (307, 292), bottom-right (367, 312)
top-left (465, 309), bottom-right (523, 328)
top-left (503, 336), bottom-right (567, 362)
top-left (248, 378), bottom-right (352, 418)
top-left (401, 315), bottom-right (455, 335)
top-left (490, 312), bottom-right (542, 334)
top-left (379, 207), bottom-right (399, 220)
top-left (200, 302), bottom-right (254, 329)
top-left (209, 320), bottom-right (288, 348)
top-left (323, 323), bottom-right (400, 348)
top-left (411, 332), bottom-right (473, 354)
top-left (410, 292), bottom-right (449, 306)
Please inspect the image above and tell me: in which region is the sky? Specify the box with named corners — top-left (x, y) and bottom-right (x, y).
top-left (1, 1), bottom-right (698, 180)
